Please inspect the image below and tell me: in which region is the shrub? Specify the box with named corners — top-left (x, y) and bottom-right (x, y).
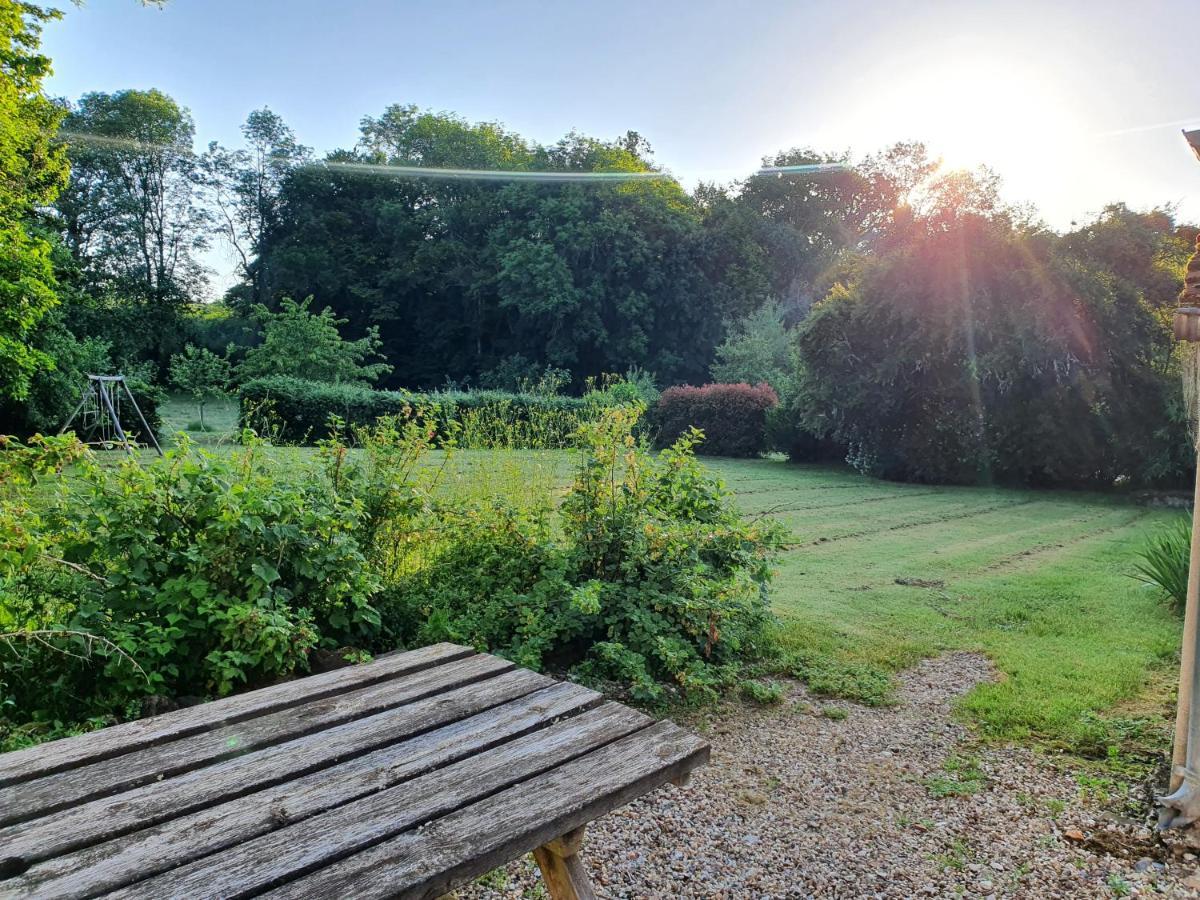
top-left (239, 376), bottom-right (631, 448)
top-left (651, 382), bottom-right (778, 457)
top-left (237, 296), bottom-right (392, 386)
top-left (1132, 515), bottom-right (1191, 615)
top-left (1, 404), bottom-right (781, 746)
top-left (383, 407), bottom-right (785, 703)
top-left (0, 433), bottom-right (382, 733)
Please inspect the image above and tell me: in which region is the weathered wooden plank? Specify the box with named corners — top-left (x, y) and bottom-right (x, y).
top-left (262, 721), bottom-right (709, 900)
top-left (101, 702), bottom-right (660, 900)
top-left (4, 681), bottom-right (605, 900)
top-left (0, 668), bottom-right (574, 870)
top-left (0, 642), bottom-right (471, 789)
top-left (0, 651), bottom-right (509, 828)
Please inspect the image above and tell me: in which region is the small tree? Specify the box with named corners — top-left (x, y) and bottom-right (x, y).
top-left (169, 344), bottom-right (230, 429)
top-left (238, 296), bottom-right (392, 386)
top-left (710, 301), bottom-right (792, 395)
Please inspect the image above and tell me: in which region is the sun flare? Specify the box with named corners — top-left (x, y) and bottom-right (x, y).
top-left (845, 53), bottom-right (1085, 183)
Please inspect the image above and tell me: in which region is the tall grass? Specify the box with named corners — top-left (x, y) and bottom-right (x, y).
top-left (1132, 515), bottom-right (1191, 615)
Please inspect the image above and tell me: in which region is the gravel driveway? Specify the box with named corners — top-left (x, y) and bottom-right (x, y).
top-left (456, 653), bottom-right (1200, 899)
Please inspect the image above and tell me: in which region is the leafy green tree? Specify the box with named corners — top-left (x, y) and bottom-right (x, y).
top-left (0, 1), bottom-right (69, 400)
top-left (169, 343), bottom-right (230, 428)
top-left (732, 142), bottom-right (935, 310)
top-left (54, 89), bottom-right (208, 365)
top-left (710, 300), bottom-right (792, 392)
top-left (254, 109), bottom-right (725, 388)
top-left (200, 108), bottom-right (309, 307)
top-left (238, 296), bottom-right (391, 385)
top-left (790, 183), bottom-right (1187, 487)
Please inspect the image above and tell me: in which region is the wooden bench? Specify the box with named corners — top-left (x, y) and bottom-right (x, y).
top-left (0, 642), bottom-right (708, 899)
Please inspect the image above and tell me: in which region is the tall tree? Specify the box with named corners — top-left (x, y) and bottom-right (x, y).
top-left (255, 108), bottom-right (724, 388)
top-left (201, 108), bottom-right (309, 307)
top-left (54, 88), bottom-right (208, 363)
top-left (0, 0), bottom-right (68, 400)
top-left (733, 142), bottom-right (936, 313)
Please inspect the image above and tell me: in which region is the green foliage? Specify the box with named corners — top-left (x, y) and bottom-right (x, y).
top-left (0, 434), bottom-right (381, 731)
top-left (784, 650), bottom-right (894, 706)
top-left (3, 405), bottom-right (781, 742)
top-left (1132, 515), bottom-right (1191, 615)
top-left (0, 312), bottom-right (163, 438)
top-left (253, 107), bottom-right (733, 389)
top-left (0, 1), bottom-right (69, 400)
top-left (238, 375), bottom-right (626, 448)
top-left (710, 300), bottom-right (792, 394)
top-left (651, 382), bottom-right (779, 457)
top-left (389, 407), bottom-right (785, 703)
top-left (55, 88), bottom-right (209, 371)
top-left (237, 296), bottom-right (391, 386)
top-left (793, 204), bottom-right (1188, 487)
top-left (169, 344), bottom-right (230, 429)
top-left (739, 679), bottom-right (785, 705)
top-left (925, 754), bottom-right (986, 798)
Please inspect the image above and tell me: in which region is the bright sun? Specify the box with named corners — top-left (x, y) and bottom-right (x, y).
top-left (839, 53), bottom-right (1086, 184)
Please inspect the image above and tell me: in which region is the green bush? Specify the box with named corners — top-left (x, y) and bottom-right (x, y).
top-left (1, 405), bottom-right (782, 746)
top-left (0, 433), bottom-right (382, 734)
top-left (384, 407), bottom-right (785, 702)
top-left (1132, 515), bottom-right (1191, 615)
top-left (793, 218), bottom-right (1188, 487)
top-left (239, 376), bottom-right (628, 448)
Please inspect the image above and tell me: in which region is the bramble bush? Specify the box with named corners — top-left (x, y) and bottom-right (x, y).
top-left (650, 382), bottom-right (778, 457)
top-left (386, 406), bottom-right (785, 702)
top-left (1, 404), bottom-right (781, 746)
top-left (0, 432), bottom-right (401, 744)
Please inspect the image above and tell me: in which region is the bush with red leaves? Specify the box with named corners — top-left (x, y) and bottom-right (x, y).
top-left (651, 382), bottom-right (779, 457)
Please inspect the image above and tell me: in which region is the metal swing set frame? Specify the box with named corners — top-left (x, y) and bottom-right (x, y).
top-left (58, 375), bottom-right (163, 457)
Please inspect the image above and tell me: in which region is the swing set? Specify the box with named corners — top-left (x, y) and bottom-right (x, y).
top-left (58, 375), bottom-right (163, 457)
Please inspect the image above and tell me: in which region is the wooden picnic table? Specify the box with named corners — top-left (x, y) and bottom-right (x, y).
top-left (0, 642), bottom-right (708, 899)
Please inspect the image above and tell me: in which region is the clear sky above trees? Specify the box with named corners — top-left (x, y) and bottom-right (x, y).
top-left (38, 0), bottom-right (1200, 297)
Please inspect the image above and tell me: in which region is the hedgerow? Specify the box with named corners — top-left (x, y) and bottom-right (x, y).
top-left (651, 382), bottom-right (778, 457)
top-left (238, 376), bottom-right (622, 448)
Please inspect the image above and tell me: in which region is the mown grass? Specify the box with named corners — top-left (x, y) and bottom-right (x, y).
top-left (149, 396), bottom-right (1184, 755)
top-left (704, 458), bottom-right (1181, 755)
top-left (159, 393), bottom-right (241, 447)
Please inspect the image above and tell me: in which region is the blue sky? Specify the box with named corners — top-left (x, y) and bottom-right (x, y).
top-left (40, 0), bottom-right (1200, 287)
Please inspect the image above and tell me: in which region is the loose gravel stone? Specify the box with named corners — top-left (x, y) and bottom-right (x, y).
top-left (454, 653), bottom-right (1200, 898)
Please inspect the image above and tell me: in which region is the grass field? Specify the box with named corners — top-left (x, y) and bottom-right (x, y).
top-left (705, 458), bottom-right (1182, 754)
top-left (152, 396), bottom-right (1186, 755)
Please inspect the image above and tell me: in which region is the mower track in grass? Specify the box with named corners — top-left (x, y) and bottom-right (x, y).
top-left (701, 458), bottom-right (1183, 751)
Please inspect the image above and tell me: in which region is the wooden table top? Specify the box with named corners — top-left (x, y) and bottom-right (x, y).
top-left (0, 642), bottom-right (708, 899)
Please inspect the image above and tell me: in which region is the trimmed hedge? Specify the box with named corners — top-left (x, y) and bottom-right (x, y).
top-left (651, 382), bottom-right (778, 457)
top-left (239, 376), bottom-right (612, 447)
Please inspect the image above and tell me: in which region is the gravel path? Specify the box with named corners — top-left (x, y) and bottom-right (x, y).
top-left (455, 653), bottom-right (1200, 899)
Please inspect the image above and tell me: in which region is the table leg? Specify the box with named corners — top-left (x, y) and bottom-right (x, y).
top-left (531, 826), bottom-right (595, 900)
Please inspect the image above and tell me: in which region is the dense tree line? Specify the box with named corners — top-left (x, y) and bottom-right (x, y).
top-left (1, 0), bottom-right (1195, 486)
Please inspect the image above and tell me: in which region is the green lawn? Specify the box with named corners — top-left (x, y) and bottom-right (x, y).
top-left (152, 395), bottom-right (1185, 754)
top-left (704, 458), bottom-right (1181, 753)
top-left (158, 393), bottom-right (241, 446)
